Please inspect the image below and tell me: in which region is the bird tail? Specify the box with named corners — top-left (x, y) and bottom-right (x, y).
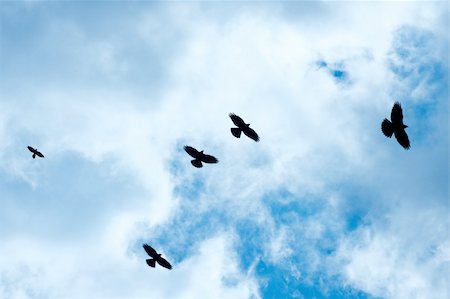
top-left (191, 159), bottom-right (203, 168)
top-left (231, 128), bottom-right (241, 138)
top-left (381, 119), bottom-right (393, 137)
top-left (146, 259), bottom-right (156, 267)
top-left (32, 153), bottom-right (36, 159)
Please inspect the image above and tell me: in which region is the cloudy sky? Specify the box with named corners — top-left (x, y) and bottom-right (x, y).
top-left (0, 1), bottom-right (448, 299)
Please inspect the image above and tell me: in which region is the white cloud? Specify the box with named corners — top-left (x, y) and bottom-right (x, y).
top-left (0, 233), bottom-right (259, 299)
top-left (334, 203), bottom-right (449, 299)
top-left (0, 1), bottom-right (447, 298)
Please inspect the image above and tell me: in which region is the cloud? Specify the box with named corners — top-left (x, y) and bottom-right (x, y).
top-left (334, 203), bottom-right (449, 299)
top-left (316, 60), bottom-right (351, 84)
top-left (0, 233), bottom-right (259, 298)
top-left (0, 1), bottom-right (448, 298)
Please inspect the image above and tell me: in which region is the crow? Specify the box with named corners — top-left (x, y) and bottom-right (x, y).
top-left (184, 146), bottom-right (218, 168)
top-left (143, 244), bottom-right (172, 270)
top-left (381, 102), bottom-right (410, 150)
top-left (27, 146), bottom-right (45, 159)
top-left (229, 113), bottom-right (259, 142)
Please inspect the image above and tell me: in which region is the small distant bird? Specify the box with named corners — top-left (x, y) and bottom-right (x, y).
top-left (143, 244), bottom-right (172, 270)
top-left (184, 146), bottom-right (218, 168)
top-left (381, 102), bottom-right (410, 150)
top-left (229, 113), bottom-right (259, 142)
top-left (27, 146), bottom-right (45, 159)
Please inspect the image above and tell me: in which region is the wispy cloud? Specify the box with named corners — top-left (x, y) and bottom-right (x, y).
top-left (0, 1), bottom-right (447, 298)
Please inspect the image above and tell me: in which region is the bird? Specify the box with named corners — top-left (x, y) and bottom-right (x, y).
top-left (143, 244), bottom-right (172, 270)
top-left (184, 146), bottom-right (218, 168)
top-left (229, 113), bottom-right (259, 142)
top-left (27, 146), bottom-right (45, 159)
top-left (381, 102), bottom-right (410, 150)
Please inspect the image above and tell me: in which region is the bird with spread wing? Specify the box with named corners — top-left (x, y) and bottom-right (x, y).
top-left (184, 146), bottom-right (218, 168)
top-left (381, 102), bottom-right (410, 150)
top-left (27, 146), bottom-right (45, 159)
top-left (229, 113), bottom-right (259, 142)
top-left (143, 244), bottom-right (172, 270)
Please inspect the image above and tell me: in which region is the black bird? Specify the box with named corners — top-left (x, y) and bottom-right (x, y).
top-left (381, 102), bottom-right (410, 150)
top-left (229, 113), bottom-right (259, 142)
top-left (27, 146), bottom-right (45, 159)
top-left (184, 146), bottom-right (218, 168)
top-left (143, 244), bottom-right (172, 270)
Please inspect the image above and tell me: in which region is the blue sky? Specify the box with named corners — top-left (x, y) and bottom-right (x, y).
top-left (0, 1), bottom-right (448, 299)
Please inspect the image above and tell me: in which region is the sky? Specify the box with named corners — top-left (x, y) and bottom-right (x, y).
top-left (0, 1), bottom-right (448, 299)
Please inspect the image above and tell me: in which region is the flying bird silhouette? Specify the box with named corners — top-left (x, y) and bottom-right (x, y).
top-left (184, 146), bottom-right (218, 168)
top-left (229, 113), bottom-right (259, 142)
top-left (381, 102), bottom-right (410, 150)
top-left (143, 244), bottom-right (172, 270)
top-left (27, 146), bottom-right (44, 159)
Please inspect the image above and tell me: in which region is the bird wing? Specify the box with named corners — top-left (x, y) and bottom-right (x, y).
top-left (381, 119), bottom-right (393, 137)
top-left (36, 151), bottom-right (44, 158)
top-left (146, 259), bottom-right (156, 268)
top-left (143, 244), bottom-right (158, 258)
top-left (191, 159), bottom-right (203, 168)
top-left (394, 129), bottom-right (410, 150)
top-left (184, 146), bottom-right (200, 158)
top-left (27, 146), bottom-right (35, 153)
top-left (229, 113), bottom-right (246, 127)
top-left (201, 154), bottom-right (218, 164)
top-left (231, 127), bottom-right (241, 138)
top-left (391, 102), bottom-right (404, 124)
top-left (243, 127), bottom-right (260, 142)
top-left (156, 256), bottom-right (172, 270)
